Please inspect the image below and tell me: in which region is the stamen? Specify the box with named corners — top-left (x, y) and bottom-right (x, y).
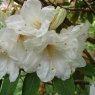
top-left (18, 34), bottom-right (28, 42)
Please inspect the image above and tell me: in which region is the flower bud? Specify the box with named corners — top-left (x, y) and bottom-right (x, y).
top-left (50, 7), bottom-right (66, 30)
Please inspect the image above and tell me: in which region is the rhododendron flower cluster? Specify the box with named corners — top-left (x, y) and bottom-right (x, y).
top-left (0, 0), bottom-right (89, 82)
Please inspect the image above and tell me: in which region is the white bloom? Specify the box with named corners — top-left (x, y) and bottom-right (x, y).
top-left (0, 38), bottom-right (19, 82)
top-left (6, 0), bottom-right (56, 37)
top-left (1, 0), bottom-right (66, 70)
top-left (0, 28), bottom-right (28, 69)
top-left (23, 24), bottom-right (89, 82)
top-left (0, 0), bottom-right (55, 76)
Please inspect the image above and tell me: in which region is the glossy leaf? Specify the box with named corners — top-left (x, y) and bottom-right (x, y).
top-left (0, 76), bottom-right (19, 95)
top-left (78, 64), bottom-right (95, 77)
top-left (53, 77), bottom-right (75, 95)
top-left (87, 13), bottom-right (93, 24)
top-left (22, 73), bottom-right (40, 95)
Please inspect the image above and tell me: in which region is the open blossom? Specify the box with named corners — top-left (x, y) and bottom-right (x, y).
top-left (0, 0), bottom-right (59, 81)
top-left (0, 27), bottom-right (28, 68)
top-left (0, 0), bottom-right (89, 83)
top-left (23, 24), bottom-right (89, 82)
top-left (0, 29), bottom-right (19, 82)
top-left (0, 0), bottom-right (66, 69)
top-left (0, 0), bottom-right (55, 63)
top-left (6, 0), bottom-right (56, 37)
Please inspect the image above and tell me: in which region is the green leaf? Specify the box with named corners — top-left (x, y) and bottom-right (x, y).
top-left (78, 64), bottom-right (95, 76)
top-left (22, 73), bottom-right (40, 95)
top-left (0, 80), bottom-right (2, 88)
top-left (87, 13), bottom-right (93, 24)
top-left (45, 84), bottom-right (54, 95)
top-left (80, 11), bottom-right (86, 23)
top-left (53, 77), bottom-right (75, 95)
top-left (76, 85), bottom-right (90, 95)
top-left (0, 76), bottom-right (19, 95)
top-left (71, 11), bottom-right (80, 23)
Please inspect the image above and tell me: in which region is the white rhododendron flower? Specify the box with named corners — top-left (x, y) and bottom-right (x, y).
top-left (0, 0), bottom-right (59, 81)
top-left (23, 24), bottom-right (89, 82)
top-left (0, 29), bottom-right (19, 82)
top-left (0, 0), bottom-right (89, 83)
top-left (6, 0), bottom-right (57, 37)
top-left (0, 0), bottom-right (58, 68)
top-left (0, 0), bottom-right (66, 71)
top-left (0, 28), bottom-right (28, 68)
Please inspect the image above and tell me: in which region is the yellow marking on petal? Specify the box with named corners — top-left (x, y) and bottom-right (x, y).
top-left (43, 44), bottom-right (56, 57)
top-left (18, 34), bottom-right (28, 42)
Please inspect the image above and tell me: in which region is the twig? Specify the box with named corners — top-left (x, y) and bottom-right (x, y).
top-left (38, 82), bottom-right (45, 95)
top-left (83, 0), bottom-right (95, 15)
top-left (75, 80), bottom-right (90, 85)
top-left (83, 49), bottom-right (95, 65)
top-left (87, 37), bottom-right (95, 44)
top-left (64, 7), bottom-right (92, 12)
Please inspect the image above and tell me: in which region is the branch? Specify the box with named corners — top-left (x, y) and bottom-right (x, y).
top-left (83, 0), bottom-right (95, 15)
top-left (83, 49), bottom-right (95, 65)
top-left (87, 37), bottom-right (95, 44)
top-left (75, 80), bottom-right (90, 85)
top-left (38, 82), bottom-right (45, 95)
top-left (64, 7), bottom-right (92, 12)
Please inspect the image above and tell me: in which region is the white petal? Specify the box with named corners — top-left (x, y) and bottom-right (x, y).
top-left (0, 54), bottom-right (7, 79)
top-left (40, 6), bottom-right (55, 23)
top-left (6, 15), bottom-right (25, 31)
top-left (7, 59), bottom-right (19, 82)
top-left (24, 34), bottom-right (47, 54)
top-left (23, 53), bottom-right (41, 73)
top-left (16, 20), bottom-right (50, 37)
top-left (0, 28), bottom-right (17, 51)
top-left (72, 56), bottom-right (86, 68)
top-left (37, 56), bottom-right (56, 82)
top-left (21, 0), bottom-right (41, 24)
top-left (8, 41), bottom-right (27, 63)
top-left (52, 54), bottom-right (71, 80)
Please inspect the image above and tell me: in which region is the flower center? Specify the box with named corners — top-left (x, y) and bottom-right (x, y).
top-left (32, 20), bottom-right (42, 29)
top-left (43, 44), bottom-right (56, 57)
top-left (18, 34), bottom-right (28, 42)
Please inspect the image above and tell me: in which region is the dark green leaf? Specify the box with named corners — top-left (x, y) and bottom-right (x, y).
top-left (80, 11), bottom-right (86, 23)
top-left (45, 84), bottom-right (54, 95)
top-left (0, 80), bottom-right (2, 88)
top-left (71, 11), bottom-right (80, 23)
top-left (78, 64), bottom-right (95, 76)
top-left (87, 13), bottom-right (93, 24)
top-left (76, 85), bottom-right (90, 95)
top-left (53, 77), bottom-right (75, 95)
top-left (0, 76), bottom-right (19, 95)
top-left (22, 73), bottom-right (40, 95)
